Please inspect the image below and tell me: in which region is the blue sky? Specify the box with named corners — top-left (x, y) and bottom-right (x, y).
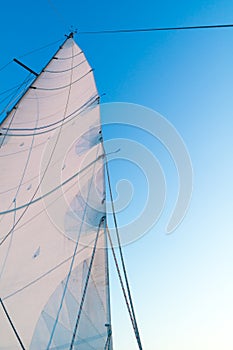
top-left (1, 1), bottom-right (233, 349)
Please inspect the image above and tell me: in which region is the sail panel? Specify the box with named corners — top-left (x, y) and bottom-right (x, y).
top-left (0, 37), bottom-right (111, 349)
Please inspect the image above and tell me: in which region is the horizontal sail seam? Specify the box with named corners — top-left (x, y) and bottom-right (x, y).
top-left (0, 153), bottom-right (104, 217)
top-left (1, 94), bottom-right (98, 133)
top-left (33, 70), bottom-right (92, 91)
top-left (44, 59), bottom-right (86, 73)
top-left (54, 51), bottom-right (83, 60)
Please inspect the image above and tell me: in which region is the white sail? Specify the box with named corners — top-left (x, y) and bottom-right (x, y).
top-left (0, 35), bottom-right (111, 349)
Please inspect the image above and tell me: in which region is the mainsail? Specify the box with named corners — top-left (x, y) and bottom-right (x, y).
top-left (0, 34), bottom-right (112, 349)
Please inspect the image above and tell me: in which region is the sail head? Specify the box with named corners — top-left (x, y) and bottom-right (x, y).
top-left (0, 36), bottom-right (112, 349)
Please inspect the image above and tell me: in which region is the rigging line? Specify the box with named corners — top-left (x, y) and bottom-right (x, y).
top-left (0, 109), bottom-right (17, 148)
top-left (0, 148), bottom-right (120, 217)
top-left (0, 36), bottom-right (76, 247)
top-left (104, 150), bottom-right (143, 350)
top-left (104, 331), bottom-right (112, 350)
top-left (0, 137), bottom-right (48, 161)
top-left (0, 60), bottom-right (13, 72)
top-left (45, 43), bottom-right (79, 350)
top-left (0, 74), bottom-right (33, 119)
top-left (0, 38), bottom-right (62, 74)
top-left (3, 236), bottom-right (97, 300)
top-left (50, 333), bottom-right (106, 349)
top-left (34, 69), bottom-right (92, 91)
top-left (13, 89), bottom-right (40, 199)
top-left (18, 38), bottom-right (63, 59)
top-left (0, 298), bottom-right (26, 350)
top-left (0, 200), bottom-right (16, 281)
top-left (2, 94), bottom-right (98, 132)
top-left (0, 35), bottom-right (69, 126)
top-left (0, 90), bottom-right (23, 106)
top-left (104, 336), bottom-right (110, 350)
top-left (0, 103), bottom-right (96, 136)
top-left (88, 260), bottom-right (107, 312)
top-left (47, 0), bottom-right (69, 27)
top-left (54, 50), bottom-right (83, 60)
top-left (69, 217), bottom-right (104, 350)
top-left (105, 226), bottom-right (137, 338)
top-left (0, 153), bottom-right (103, 215)
top-left (44, 300), bottom-right (102, 348)
top-left (79, 23), bottom-right (233, 35)
top-left (0, 89), bottom-right (41, 225)
top-left (104, 220), bottom-right (112, 350)
top-left (0, 76), bottom-right (32, 97)
top-left (46, 142), bottom-right (101, 349)
top-left (3, 150), bottom-right (118, 239)
top-left (44, 59), bottom-right (86, 73)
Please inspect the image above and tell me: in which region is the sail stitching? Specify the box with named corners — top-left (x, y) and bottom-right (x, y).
top-left (0, 38), bottom-right (79, 248)
top-left (0, 199), bottom-right (17, 281)
top-left (3, 235), bottom-right (98, 300)
top-left (44, 59), bottom-right (86, 73)
top-left (46, 141), bottom-right (101, 348)
top-left (0, 153), bottom-right (104, 219)
top-left (0, 37), bottom-right (110, 350)
top-left (1, 94), bottom-right (98, 134)
top-left (0, 138), bottom-right (48, 160)
top-left (54, 51), bottom-right (83, 60)
top-left (38, 40), bottom-right (77, 349)
top-left (0, 89), bottom-right (41, 277)
top-left (69, 217), bottom-right (105, 349)
top-left (34, 69), bottom-right (92, 91)
top-left (0, 151), bottom-right (106, 252)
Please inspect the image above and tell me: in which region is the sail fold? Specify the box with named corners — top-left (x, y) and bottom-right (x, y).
top-left (0, 37), bottom-right (111, 350)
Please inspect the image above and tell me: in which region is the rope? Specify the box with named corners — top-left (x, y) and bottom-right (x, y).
top-left (0, 298), bottom-right (26, 350)
top-left (44, 59), bottom-right (85, 73)
top-left (1, 94), bottom-right (98, 135)
top-left (54, 51), bottom-right (83, 60)
top-left (0, 199), bottom-right (16, 281)
top-left (0, 39), bottom-right (62, 76)
top-left (104, 325), bottom-right (112, 350)
top-left (0, 78), bottom-right (32, 97)
top-left (18, 39), bottom-right (63, 59)
top-left (34, 69), bottom-right (92, 91)
top-left (47, 0), bottom-right (69, 28)
top-left (0, 60), bottom-right (13, 73)
top-left (69, 217), bottom-right (104, 349)
top-left (105, 226), bottom-right (136, 340)
top-left (46, 141), bottom-right (101, 349)
top-left (0, 74), bottom-right (33, 119)
top-left (79, 23), bottom-right (233, 35)
top-left (0, 35), bottom-right (75, 249)
top-left (104, 152), bottom-right (143, 350)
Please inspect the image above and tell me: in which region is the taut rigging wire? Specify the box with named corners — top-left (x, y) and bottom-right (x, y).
top-left (104, 149), bottom-right (143, 350)
top-left (79, 23), bottom-right (233, 35)
top-left (0, 38), bottom-right (63, 76)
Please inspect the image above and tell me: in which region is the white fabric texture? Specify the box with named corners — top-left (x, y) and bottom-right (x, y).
top-left (0, 38), bottom-right (111, 349)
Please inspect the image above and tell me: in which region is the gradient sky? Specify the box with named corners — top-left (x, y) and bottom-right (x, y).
top-left (1, 1), bottom-right (233, 349)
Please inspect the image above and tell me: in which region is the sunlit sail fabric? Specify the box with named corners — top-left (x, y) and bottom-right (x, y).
top-left (0, 36), bottom-right (111, 349)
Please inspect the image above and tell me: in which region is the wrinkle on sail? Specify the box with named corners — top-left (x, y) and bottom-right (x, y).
top-left (0, 36), bottom-right (112, 349)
